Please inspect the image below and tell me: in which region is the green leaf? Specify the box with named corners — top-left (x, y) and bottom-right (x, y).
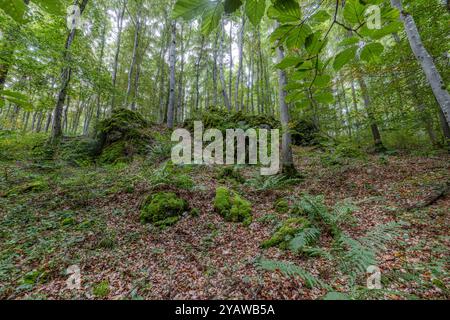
top-left (333, 46), bottom-right (358, 71)
top-left (201, 2), bottom-right (224, 34)
top-left (224, 0), bottom-right (242, 14)
top-left (343, 0), bottom-right (366, 25)
top-left (310, 10), bottom-right (331, 24)
top-left (172, 0), bottom-right (212, 20)
top-left (360, 42), bottom-right (384, 62)
top-left (370, 21), bottom-right (402, 40)
top-left (245, 0), bottom-right (266, 27)
top-left (286, 90), bottom-right (306, 103)
top-left (313, 75), bottom-right (331, 88)
top-left (275, 55), bottom-right (302, 70)
top-left (314, 91), bottom-right (334, 104)
top-left (0, 0), bottom-right (26, 23)
top-left (32, 0), bottom-right (65, 16)
top-left (267, 0), bottom-right (301, 23)
top-left (338, 36), bottom-right (359, 47)
top-left (284, 24), bottom-right (312, 49)
top-left (305, 32), bottom-right (326, 56)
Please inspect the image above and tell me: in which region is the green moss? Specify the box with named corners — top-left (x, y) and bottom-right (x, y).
top-left (274, 199), bottom-right (289, 213)
top-left (214, 187), bottom-right (252, 226)
top-left (93, 280), bottom-right (110, 298)
top-left (140, 192), bottom-right (189, 226)
top-left (96, 108), bottom-right (152, 164)
top-left (261, 217), bottom-right (310, 249)
top-left (98, 141), bottom-right (129, 164)
top-left (61, 217), bottom-right (76, 226)
top-left (5, 180), bottom-right (48, 197)
top-left (217, 166), bottom-right (245, 183)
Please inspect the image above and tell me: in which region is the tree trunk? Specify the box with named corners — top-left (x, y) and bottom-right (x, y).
top-left (219, 21), bottom-right (231, 112)
top-left (234, 15), bottom-right (246, 111)
top-left (356, 72), bottom-right (385, 152)
top-left (166, 21), bottom-right (177, 129)
top-left (111, 0), bottom-right (126, 111)
top-left (276, 42), bottom-right (297, 176)
top-left (51, 0), bottom-right (89, 143)
top-left (195, 36), bottom-right (205, 111)
top-left (126, 13), bottom-right (142, 108)
top-left (390, 0), bottom-right (450, 127)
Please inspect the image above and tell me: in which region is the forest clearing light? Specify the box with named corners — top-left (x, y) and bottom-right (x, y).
top-left (171, 121), bottom-right (280, 176)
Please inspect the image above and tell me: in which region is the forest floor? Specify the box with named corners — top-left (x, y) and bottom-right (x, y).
top-left (0, 132), bottom-right (449, 300)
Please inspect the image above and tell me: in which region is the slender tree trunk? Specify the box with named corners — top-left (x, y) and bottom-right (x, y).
top-left (212, 29), bottom-right (220, 107)
top-left (51, 0), bottom-right (89, 143)
top-left (126, 13), bottom-right (142, 108)
top-left (111, 0), bottom-right (126, 111)
top-left (219, 21), bottom-right (231, 112)
top-left (390, 0), bottom-right (450, 126)
top-left (356, 72), bottom-right (385, 151)
top-left (234, 15), bottom-right (246, 111)
top-left (228, 20), bottom-right (233, 109)
top-left (195, 36), bottom-right (205, 111)
top-left (166, 21), bottom-right (177, 129)
top-left (276, 42), bottom-right (297, 176)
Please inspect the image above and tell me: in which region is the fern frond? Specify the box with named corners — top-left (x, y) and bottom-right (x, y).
top-left (256, 258), bottom-right (329, 290)
top-left (288, 227), bottom-right (321, 252)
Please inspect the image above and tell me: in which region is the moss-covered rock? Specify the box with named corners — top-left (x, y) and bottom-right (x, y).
top-left (214, 187), bottom-right (252, 226)
top-left (184, 107), bottom-right (280, 132)
top-left (291, 119), bottom-right (321, 146)
top-left (261, 217), bottom-right (310, 249)
top-left (96, 108), bottom-right (152, 164)
top-left (140, 192), bottom-right (189, 227)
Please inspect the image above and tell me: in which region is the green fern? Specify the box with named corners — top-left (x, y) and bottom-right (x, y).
top-left (246, 174), bottom-right (301, 191)
top-left (256, 258), bottom-right (329, 290)
top-left (288, 227), bottom-right (321, 252)
top-left (335, 222), bottom-right (402, 282)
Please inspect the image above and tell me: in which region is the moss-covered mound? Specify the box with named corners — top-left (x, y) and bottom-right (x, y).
top-left (214, 187), bottom-right (252, 226)
top-left (290, 119), bottom-right (321, 146)
top-left (184, 107), bottom-right (280, 132)
top-left (140, 192), bottom-right (189, 227)
top-left (97, 108), bottom-right (152, 164)
top-left (261, 217), bottom-right (310, 249)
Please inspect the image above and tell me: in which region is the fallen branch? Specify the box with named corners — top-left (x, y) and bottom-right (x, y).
top-left (406, 181), bottom-right (450, 211)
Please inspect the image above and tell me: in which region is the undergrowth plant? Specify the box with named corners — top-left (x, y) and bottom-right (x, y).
top-left (258, 193), bottom-right (405, 296)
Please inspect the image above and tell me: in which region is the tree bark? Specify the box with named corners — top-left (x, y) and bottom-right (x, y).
top-left (110, 0), bottom-right (126, 111)
top-left (166, 21), bottom-right (177, 129)
top-left (276, 42), bottom-right (297, 176)
top-left (219, 21), bottom-right (231, 112)
top-left (234, 15), bottom-right (246, 111)
top-left (356, 72), bottom-right (385, 152)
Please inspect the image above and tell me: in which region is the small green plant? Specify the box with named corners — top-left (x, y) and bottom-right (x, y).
top-left (274, 198), bottom-right (289, 213)
top-left (246, 174), bottom-right (301, 191)
top-left (148, 161), bottom-right (194, 190)
top-left (216, 166), bottom-right (245, 183)
top-left (214, 187), bottom-right (252, 226)
top-left (93, 280), bottom-right (110, 298)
